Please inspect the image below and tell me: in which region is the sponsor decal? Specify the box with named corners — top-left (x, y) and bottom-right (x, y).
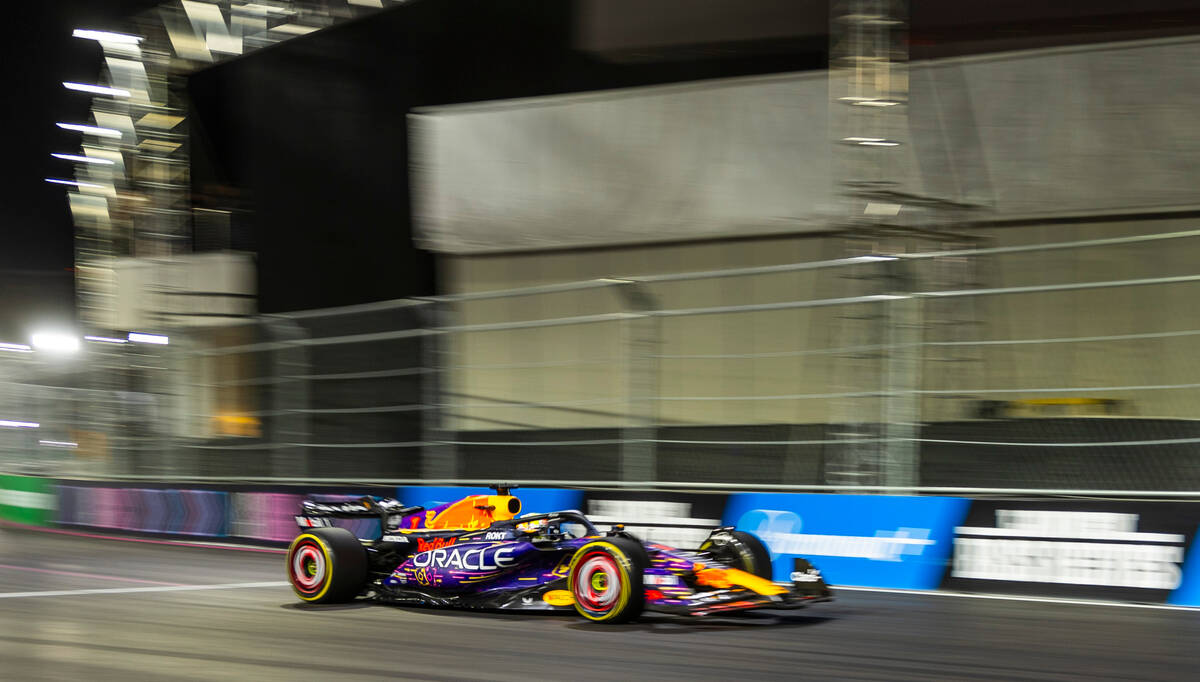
top-left (417, 536), bottom-right (457, 552)
top-left (643, 573), bottom-right (680, 586)
top-left (0, 476), bottom-right (56, 527)
top-left (725, 493), bottom-right (968, 589)
top-left (380, 534), bottom-right (410, 544)
top-left (953, 510), bottom-right (1184, 589)
top-left (415, 566), bottom-right (433, 586)
top-left (410, 544), bottom-right (518, 571)
top-left (294, 516), bottom-right (330, 529)
top-left (586, 493), bottom-right (727, 549)
top-left (483, 531), bottom-right (507, 541)
top-left (944, 501), bottom-right (1200, 602)
top-left (745, 509), bottom-right (935, 562)
top-left (1169, 525), bottom-right (1200, 606)
top-left (542, 590), bottom-right (574, 606)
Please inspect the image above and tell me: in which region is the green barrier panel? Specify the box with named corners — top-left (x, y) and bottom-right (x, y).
top-left (0, 475), bottom-right (55, 526)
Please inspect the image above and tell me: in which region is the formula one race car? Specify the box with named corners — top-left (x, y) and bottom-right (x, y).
top-left (286, 486), bottom-right (831, 622)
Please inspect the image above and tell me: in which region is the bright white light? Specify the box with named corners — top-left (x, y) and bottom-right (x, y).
top-left (56, 122), bottom-right (122, 138)
top-left (63, 81), bottom-right (131, 97)
top-left (73, 29), bottom-right (142, 44)
top-left (84, 335), bottom-right (129, 344)
top-left (46, 178), bottom-right (105, 189)
top-left (859, 141), bottom-right (901, 147)
top-left (31, 332), bottom-right (81, 354)
top-left (839, 97), bottom-right (900, 107)
top-left (851, 255), bottom-right (900, 263)
top-left (843, 137), bottom-right (885, 143)
top-left (0, 342), bottom-right (33, 352)
top-left (39, 440), bottom-right (78, 449)
top-left (0, 420), bottom-right (39, 429)
top-left (51, 153), bottom-right (115, 165)
top-left (128, 332), bottom-right (169, 345)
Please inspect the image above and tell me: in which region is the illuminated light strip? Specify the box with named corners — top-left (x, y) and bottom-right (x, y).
top-left (0, 581), bottom-right (287, 600)
top-left (63, 81), bottom-right (131, 97)
top-left (831, 585), bottom-right (1200, 612)
top-left (0, 420), bottom-right (39, 429)
top-left (52, 153), bottom-right (115, 165)
top-left (46, 178), bottom-right (105, 189)
top-left (38, 440), bottom-right (78, 449)
top-left (56, 122), bottom-right (121, 138)
top-left (128, 332), bottom-right (168, 345)
top-left (85, 335), bottom-right (129, 344)
top-left (0, 342), bottom-right (32, 353)
top-left (72, 29), bottom-right (142, 44)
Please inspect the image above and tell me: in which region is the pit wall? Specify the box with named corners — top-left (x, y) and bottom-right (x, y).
top-left (3, 475), bottom-right (1198, 607)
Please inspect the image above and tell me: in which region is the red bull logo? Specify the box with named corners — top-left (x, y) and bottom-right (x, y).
top-left (417, 537), bottom-right (457, 552)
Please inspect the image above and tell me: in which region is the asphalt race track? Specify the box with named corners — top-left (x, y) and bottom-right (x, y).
top-left (1, 527), bottom-right (1197, 681)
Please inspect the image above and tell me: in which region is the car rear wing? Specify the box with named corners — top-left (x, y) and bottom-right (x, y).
top-left (295, 495), bottom-right (423, 536)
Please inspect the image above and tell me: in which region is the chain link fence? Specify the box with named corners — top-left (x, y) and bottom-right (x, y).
top-left (4, 222), bottom-right (1200, 490)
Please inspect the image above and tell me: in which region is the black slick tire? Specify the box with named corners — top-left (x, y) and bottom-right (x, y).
top-left (286, 527), bottom-right (368, 603)
top-left (701, 530), bottom-right (773, 580)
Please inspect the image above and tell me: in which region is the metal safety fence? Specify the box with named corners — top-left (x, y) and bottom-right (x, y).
top-left (4, 221), bottom-right (1200, 490)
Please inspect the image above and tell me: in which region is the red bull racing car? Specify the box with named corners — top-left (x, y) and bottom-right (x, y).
top-left (286, 486), bottom-right (831, 622)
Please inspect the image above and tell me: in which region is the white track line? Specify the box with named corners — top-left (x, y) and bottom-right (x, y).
top-left (0, 581), bottom-right (287, 600)
top-left (833, 585), bottom-right (1200, 612)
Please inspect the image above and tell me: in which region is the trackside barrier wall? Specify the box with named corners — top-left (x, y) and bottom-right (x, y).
top-left (11, 476), bottom-right (1200, 607)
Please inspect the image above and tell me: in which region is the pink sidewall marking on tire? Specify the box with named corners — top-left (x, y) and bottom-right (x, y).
top-left (290, 542), bottom-right (326, 592)
top-left (573, 551), bottom-right (621, 613)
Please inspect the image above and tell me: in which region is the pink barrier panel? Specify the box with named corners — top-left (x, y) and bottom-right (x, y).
top-left (231, 493), bottom-right (305, 541)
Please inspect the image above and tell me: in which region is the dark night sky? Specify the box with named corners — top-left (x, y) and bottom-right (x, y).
top-left (0, 1), bottom-right (161, 341)
top-left (2, 0), bottom-right (1198, 341)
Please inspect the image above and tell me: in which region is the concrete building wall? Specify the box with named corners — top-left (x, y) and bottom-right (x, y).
top-left (443, 216), bottom-right (1200, 430)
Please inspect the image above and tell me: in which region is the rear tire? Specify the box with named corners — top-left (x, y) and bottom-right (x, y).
top-left (567, 538), bottom-right (647, 623)
top-left (287, 527), bottom-right (367, 603)
top-left (701, 530), bottom-right (773, 580)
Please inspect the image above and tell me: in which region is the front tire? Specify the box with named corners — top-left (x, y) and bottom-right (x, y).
top-left (700, 530), bottom-right (773, 580)
top-left (567, 538), bottom-right (647, 623)
top-left (286, 527), bottom-right (367, 603)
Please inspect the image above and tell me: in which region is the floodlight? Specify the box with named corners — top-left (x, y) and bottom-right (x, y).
top-left (31, 332), bottom-right (81, 354)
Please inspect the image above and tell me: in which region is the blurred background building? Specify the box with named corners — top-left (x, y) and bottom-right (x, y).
top-left (4, 0), bottom-right (1200, 491)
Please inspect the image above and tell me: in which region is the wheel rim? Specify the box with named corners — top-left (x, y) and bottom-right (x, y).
top-left (572, 551), bottom-right (622, 614)
top-left (290, 540), bottom-right (327, 596)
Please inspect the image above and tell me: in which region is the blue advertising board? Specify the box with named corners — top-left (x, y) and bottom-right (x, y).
top-left (724, 493), bottom-right (970, 589)
top-left (398, 486), bottom-right (583, 517)
top-left (1168, 525), bottom-right (1200, 606)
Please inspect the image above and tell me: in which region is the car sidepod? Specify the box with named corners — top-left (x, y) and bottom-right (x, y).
top-left (379, 538), bottom-right (580, 610)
